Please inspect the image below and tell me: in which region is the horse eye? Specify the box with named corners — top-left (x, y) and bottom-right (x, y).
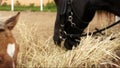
top-left (0, 29), bottom-right (5, 32)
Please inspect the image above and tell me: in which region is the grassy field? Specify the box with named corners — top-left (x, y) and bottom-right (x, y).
top-left (1, 11), bottom-right (120, 68)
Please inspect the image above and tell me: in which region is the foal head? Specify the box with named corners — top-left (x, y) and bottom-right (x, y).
top-left (0, 12), bottom-right (20, 68)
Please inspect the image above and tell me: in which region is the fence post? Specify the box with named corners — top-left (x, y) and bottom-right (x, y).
top-left (11, 0), bottom-right (14, 11)
top-left (40, 0), bottom-right (43, 11)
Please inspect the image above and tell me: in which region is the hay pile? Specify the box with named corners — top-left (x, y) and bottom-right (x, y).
top-left (15, 20), bottom-right (120, 68)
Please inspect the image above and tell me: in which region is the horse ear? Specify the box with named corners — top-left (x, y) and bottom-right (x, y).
top-left (5, 12), bottom-right (20, 30)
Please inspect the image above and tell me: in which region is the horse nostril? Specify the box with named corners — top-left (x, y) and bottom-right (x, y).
top-left (0, 57), bottom-right (3, 64)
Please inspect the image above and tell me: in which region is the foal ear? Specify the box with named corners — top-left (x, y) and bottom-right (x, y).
top-left (5, 12), bottom-right (20, 30)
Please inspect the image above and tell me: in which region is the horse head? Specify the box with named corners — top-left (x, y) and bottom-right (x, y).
top-left (53, 0), bottom-right (120, 50)
top-left (0, 12), bottom-right (20, 68)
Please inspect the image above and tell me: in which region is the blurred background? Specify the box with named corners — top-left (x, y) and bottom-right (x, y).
top-left (0, 0), bottom-right (56, 12)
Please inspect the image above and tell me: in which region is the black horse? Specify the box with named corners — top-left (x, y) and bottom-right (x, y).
top-left (53, 0), bottom-right (120, 50)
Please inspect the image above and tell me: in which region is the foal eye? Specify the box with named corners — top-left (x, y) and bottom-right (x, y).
top-left (0, 29), bottom-right (5, 32)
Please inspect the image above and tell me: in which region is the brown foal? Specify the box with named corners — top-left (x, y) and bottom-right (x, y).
top-left (0, 12), bottom-right (20, 68)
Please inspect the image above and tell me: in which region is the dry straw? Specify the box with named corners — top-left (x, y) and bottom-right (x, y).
top-left (13, 17), bottom-right (120, 68)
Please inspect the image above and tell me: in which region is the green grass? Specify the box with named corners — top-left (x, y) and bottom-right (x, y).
top-left (0, 2), bottom-right (56, 12)
top-left (0, 5), bottom-right (38, 11)
top-left (0, 5), bottom-right (11, 11)
top-left (43, 2), bottom-right (56, 12)
top-left (0, 5), bottom-right (56, 12)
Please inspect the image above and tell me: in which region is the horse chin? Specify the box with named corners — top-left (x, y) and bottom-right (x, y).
top-left (64, 37), bottom-right (80, 50)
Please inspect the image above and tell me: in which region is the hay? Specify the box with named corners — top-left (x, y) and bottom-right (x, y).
top-left (15, 19), bottom-right (120, 68)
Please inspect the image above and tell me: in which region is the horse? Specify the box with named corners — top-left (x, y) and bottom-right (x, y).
top-left (0, 12), bottom-right (20, 68)
top-left (53, 0), bottom-right (120, 50)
